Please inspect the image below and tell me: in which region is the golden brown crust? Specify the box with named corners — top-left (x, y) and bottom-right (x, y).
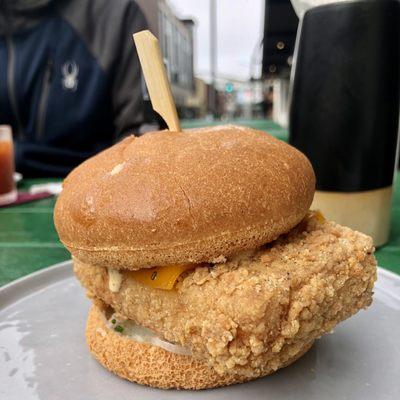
top-left (77, 213), bottom-right (377, 376)
top-left (54, 125), bottom-right (315, 269)
top-left (86, 305), bottom-right (314, 390)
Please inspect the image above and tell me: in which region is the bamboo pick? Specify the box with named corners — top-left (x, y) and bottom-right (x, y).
top-left (133, 30), bottom-right (181, 132)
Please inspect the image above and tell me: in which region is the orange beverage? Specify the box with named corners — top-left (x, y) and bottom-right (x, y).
top-left (0, 125), bottom-right (17, 205)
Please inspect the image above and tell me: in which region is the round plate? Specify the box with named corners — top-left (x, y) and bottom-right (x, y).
top-left (1, 262), bottom-right (399, 399)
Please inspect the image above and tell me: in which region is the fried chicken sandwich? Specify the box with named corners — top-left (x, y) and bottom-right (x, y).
top-left (54, 125), bottom-right (376, 390)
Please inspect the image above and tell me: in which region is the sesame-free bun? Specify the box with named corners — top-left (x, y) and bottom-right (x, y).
top-left (54, 125), bottom-right (315, 269)
top-left (86, 305), bottom-right (314, 390)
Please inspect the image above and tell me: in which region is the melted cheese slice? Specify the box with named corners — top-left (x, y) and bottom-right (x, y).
top-left (314, 210), bottom-right (325, 222)
top-left (129, 264), bottom-right (197, 290)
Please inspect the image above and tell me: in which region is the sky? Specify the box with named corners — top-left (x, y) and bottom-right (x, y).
top-left (168, 0), bottom-right (264, 82)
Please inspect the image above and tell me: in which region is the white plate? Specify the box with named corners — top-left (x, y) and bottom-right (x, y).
top-left (1, 262), bottom-right (399, 400)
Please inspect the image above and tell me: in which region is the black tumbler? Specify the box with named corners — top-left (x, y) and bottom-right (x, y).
top-left (289, 0), bottom-right (400, 246)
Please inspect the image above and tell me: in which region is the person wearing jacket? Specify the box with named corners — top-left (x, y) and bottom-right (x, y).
top-left (0, 0), bottom-right (148, 177)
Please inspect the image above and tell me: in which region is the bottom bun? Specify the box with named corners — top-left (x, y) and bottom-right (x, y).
top-left (86, 305), bottom-right (314, 390)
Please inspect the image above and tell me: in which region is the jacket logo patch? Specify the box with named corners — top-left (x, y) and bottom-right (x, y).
top-left (62, 61), bottom-right (79, 91)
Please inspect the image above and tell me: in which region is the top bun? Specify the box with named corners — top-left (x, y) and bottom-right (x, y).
top-left (54, 125), bottom-right (315, 269)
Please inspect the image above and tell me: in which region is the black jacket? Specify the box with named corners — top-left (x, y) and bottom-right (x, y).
top-left (0, 0), bottom-right (147, 177)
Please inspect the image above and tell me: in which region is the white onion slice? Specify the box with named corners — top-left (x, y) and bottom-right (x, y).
top-left (105, 313), bottom-right (192, 356)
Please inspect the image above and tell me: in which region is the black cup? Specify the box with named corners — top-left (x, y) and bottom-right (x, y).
top-left (289, 0), bottom-right (400, 192)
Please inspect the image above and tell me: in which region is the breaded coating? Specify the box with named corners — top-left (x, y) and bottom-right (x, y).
top-left (86, 305), bottom-right (314, 389)
top-left (74, 213), bottom-right (377, 377)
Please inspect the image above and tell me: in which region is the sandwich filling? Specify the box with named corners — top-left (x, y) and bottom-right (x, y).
top-left (103, 309), bottom-right (192, 356)
top-left (76, 211), bottom-right (377, 376)
top-left (107, 264), bottom-right (199, 292)
top-left (107, 212), bottom-right (327, 293)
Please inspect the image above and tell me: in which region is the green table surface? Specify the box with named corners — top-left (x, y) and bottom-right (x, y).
top-left (0, 119), bottom-right (398, 286)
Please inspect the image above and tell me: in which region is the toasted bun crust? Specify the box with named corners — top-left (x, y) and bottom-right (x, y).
top-left (86, 305), bottom-right (314, 390)
top-left (55, 125), bottom-right (315, 269)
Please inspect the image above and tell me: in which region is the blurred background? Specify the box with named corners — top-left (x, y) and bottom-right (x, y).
top-left (1, 0), bottom-right (297, 179)
top-left (139, 0), bottom-right (296, 128)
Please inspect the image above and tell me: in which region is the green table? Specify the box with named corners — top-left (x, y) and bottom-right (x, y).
top-left (0, 179), bottom-right (70, 286)
top-left (0, 119), bottom-right (398, 286)
top-left (181, 118), bottom-right (289, 143)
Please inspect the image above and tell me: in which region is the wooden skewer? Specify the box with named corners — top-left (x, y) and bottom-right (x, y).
top-left (133, 30), bottom-right (181, 132)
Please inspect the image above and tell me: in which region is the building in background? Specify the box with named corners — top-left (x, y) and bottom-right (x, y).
top-left (136, 0), bottom-right (195, 118)
top-left (183, 78), bottom-right (229, 120)
top-left (262, 0), bottom-right (299, 127)
top-left (184, 78), bottom-right (208, 119)
top-left (136, 0), bottom-right (273, 122)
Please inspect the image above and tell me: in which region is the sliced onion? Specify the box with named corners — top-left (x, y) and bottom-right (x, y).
top-left (105, 313), bottom-right (192, 356)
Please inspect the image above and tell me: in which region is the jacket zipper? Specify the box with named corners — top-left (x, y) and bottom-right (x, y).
top-left (36, 56), bottom-right (53, 139)
top-left (6, 36), bottom-right (24, 138)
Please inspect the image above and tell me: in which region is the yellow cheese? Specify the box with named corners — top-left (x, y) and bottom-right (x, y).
top-left (314, 210), bottom-right (326, 222)
top-left (130, 264), bottom-right (197, 290)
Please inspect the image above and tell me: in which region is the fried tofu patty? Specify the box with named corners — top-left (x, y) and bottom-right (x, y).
top-left (74, 213), bottom-right (376, 377)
